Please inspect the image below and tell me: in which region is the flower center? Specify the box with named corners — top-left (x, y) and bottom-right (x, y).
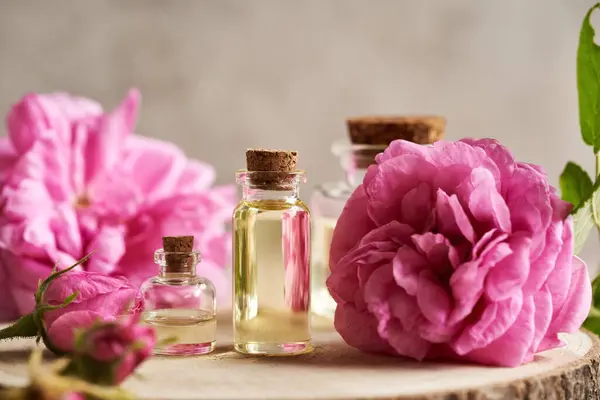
top-left (75, 194), bottom-right (91, 208)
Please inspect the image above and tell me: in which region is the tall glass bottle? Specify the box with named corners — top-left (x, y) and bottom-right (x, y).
top-left (311, 116), bottom-right (446, 320)
top-left (141, 236), bottom-right (217, 356)
top-left (310, 140), bottom-right (385, 319)
top-left (233, 149), bottom-right (312, 356)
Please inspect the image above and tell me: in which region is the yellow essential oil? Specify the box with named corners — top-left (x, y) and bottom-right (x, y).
top-left (233, 149), bottom-right (312, 356)
top-left (140, 236), bottom-right (217, 356)
top-left (144, 309), bottom-right (217, 352)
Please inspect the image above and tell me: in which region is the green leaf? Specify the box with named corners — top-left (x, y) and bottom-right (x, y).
top-left (35, 292), bottom-right (80, 315)
top-left (585, 304), bottom-right (600, 335)
top-left (35, 253), bottom-right (93, 306)
top-left (577, 3), bottom-right (600, 152)
top-left (61, 291), bottom-right (79, 307)
top-left (560, 161), bottom-right (594, 209)
top-left (573, 196), bottom-right (595, 254)
top-left (572, 177), bottom-right (600, 254)
top-left (0, 313), bottom-right (38, 341)
top-left (591, 274), bottom-right (600, 306)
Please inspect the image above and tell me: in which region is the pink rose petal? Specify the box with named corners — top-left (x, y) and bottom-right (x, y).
top-left (392, 246), bottom-right (427, 296)
top-left (435, 190), bottom-right (476, 243)
top-left (416, 270), bottom-right (451, 325)
top-left (47, 310), bottom-right (108, 352)
top-left (329, 185), bottom-right (376, 267)
top-left (547, 256), bottom-right (591, 334)
top-left (334, 303), bottom-right (391, 354)
top-left (465, 296), bottom-right (536, 367)
top-left (485, 234), bottom-right (531, 301)
top-left (453, 292), bottom-right (522, 355)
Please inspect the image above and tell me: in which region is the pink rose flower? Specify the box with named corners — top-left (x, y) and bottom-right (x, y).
top-left (0, 89), bottom-right (235, 322)
top-left (44, 312), bottom-right (156, 386)
top-left (43, 271), bottom-right (140, 353)
top-left (327, 139), bottom-right (592, 367)
top-left (77, 314), bottom-right (155, 384)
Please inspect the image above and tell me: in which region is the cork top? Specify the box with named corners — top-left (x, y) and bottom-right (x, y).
top-left (346, 116), bottom-right (446, 145)
top-left (163, 236), bottom-right (194, 252)
top-left (243, 149), bottom-right (301, 189)
top-left (246, 149), bottom-right (297, 172)
top-left (162, 236), bottom-right (195, 273)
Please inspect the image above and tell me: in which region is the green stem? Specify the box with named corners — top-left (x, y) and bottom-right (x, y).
top-left (594, 153), bottom-right (600, 230)
top-left (0, 314), bottom-right (37, 342)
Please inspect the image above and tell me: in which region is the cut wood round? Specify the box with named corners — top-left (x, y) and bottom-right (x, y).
top-left (0, 314), bottom-right (598, 400)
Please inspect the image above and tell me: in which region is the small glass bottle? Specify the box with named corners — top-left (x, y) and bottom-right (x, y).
top-left (233, 149), bottom-right (312, 356)
top-left (311, 116), bottom-right (446, 320)
top-left (141, 236), bottom-right (217, 356)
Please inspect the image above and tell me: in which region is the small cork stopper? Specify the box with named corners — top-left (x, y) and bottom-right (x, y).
top-left (347, 116), bottom-right (446, 146)
top-left (162, 236), bottom-right (194, 273)
top-left (245, 149), bottom-right (298, 188)
top-left (246, 149), bottom-right (297, 172)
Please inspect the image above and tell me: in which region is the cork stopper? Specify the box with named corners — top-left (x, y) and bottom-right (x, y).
top-left (162, 236), bottom-right (194, 273)
top-left (347, 116), bottom-right (446, 146)
top-left (246, 149), bottom-right (297, 171)
top-left (346, 116), bottom-right (445, 168)
top-left (245, 149), bottom-right (298, 188)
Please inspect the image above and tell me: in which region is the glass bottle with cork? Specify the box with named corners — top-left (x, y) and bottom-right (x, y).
top-left (233, 149), bottom-right (312, 356)
top-left (141, 235), bottom-right (217, 356)
top-left (311, 116), bottom-right (446, 319)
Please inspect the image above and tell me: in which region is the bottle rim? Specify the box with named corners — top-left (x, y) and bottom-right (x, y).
top-left (331, 138), bottom-right (387, 157)
top-left (154, 249), bottom-right (202, 267)
top-left (235, 170), bottom-right (307, 186)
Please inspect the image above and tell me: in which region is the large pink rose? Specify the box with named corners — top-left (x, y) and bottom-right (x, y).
top-left (0, 90), bottom-right (235, 321)
top-left (327, 139), bottom-right (592, 367)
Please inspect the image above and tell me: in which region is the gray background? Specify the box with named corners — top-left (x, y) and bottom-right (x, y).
top-left (0, 0), bottom-right (598, 268)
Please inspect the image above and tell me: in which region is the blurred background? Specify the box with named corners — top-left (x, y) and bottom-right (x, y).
top-left (0, 0), bottom-right (598, 268)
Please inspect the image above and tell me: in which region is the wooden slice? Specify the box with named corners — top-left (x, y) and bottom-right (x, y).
top-left (0, 314), bottom-right (598, 400)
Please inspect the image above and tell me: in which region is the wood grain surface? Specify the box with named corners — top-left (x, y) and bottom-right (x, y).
top-left (0, 315), bottom-right (598, 400)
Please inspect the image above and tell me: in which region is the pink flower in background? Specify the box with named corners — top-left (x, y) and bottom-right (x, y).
top-left (0, 89), bottom-right (235, 322)
top-left (43, 271), bottom-right (140, 352)
top-left (327, 139), bottom-right (592, 367)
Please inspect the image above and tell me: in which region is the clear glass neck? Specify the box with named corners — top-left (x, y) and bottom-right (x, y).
top-left (154, 249), bottom-right (201, 277)
top-left (331, 139), bottom-right (386, 187)
top-left (236, 170), bottom-right (306, 201)
top-left (346, 169), bottom-right (368, 187)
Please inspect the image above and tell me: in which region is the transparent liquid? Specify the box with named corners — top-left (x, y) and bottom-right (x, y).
top-left (311, 217), bottom-right (337, 319)
top-left (233, 199), bottom-right (312, 355)
top-left (144, 309), bottom-right (216, 356)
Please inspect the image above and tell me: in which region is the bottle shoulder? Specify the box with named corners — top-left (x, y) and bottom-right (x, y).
top-left (234, 198), bottom-right (309, 213)
top-left (141, 275), bottom-right (215, 289)
top-left (313, 181), bottom-right (354, 200)
top-left (294, 199), bottom-right (310, 213)
top-left (310, 181), bottom-right (354, 219)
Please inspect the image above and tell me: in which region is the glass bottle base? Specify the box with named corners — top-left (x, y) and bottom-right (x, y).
top-left (234, 341), bottom-right (313, 356)
top-left (153, 341), bottom-right (216, 356)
